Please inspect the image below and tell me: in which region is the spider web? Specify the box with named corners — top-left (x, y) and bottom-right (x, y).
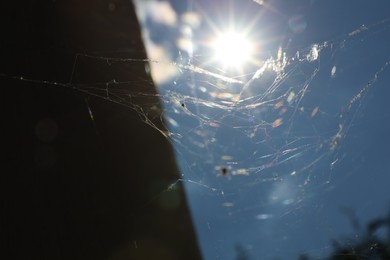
top-left (132, 1), bottom-right (390, 258)
top-left (3, 0), bottom-right (390, 259)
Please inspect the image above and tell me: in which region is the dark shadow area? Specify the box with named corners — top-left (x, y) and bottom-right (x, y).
top-left (1, 1), bottom-right (201, 259)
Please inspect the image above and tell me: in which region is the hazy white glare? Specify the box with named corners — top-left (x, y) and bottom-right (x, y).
top-left (213, 32), bottom-right (253, 68)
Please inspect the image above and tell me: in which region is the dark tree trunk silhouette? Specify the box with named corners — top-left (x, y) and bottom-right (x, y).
top-left (1, 1), bottom-right (201, 259)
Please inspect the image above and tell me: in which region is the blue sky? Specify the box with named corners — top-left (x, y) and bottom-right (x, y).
top-left (135, 0), bottom-right (390, 259)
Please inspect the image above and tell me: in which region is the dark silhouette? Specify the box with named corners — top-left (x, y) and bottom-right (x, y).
top-left (1, 1), bottom-right (201, 259)
top-left (231, 208), bottom-right (390, 260)
top-left (327, 210), bottom-right (390, 260)
top-left (300, 208), bottom-right (390, 260)
top-left (235, 244), bottom-right (251, 260)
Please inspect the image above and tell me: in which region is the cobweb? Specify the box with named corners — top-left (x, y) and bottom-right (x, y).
top-left (144, 8), bottom-right (390, 258)
top-left (4, 0), bottom-right (390, 259)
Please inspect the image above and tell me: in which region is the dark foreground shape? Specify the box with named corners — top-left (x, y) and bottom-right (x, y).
top-left (1, 1), bottom-right (201, 259)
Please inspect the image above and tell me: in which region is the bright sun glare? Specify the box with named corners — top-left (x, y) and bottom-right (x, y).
top-left (213, 31), bottom-right (253, 69)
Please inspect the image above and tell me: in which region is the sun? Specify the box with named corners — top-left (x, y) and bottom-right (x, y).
top-left (212, 31), bottom-right (254, 70)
